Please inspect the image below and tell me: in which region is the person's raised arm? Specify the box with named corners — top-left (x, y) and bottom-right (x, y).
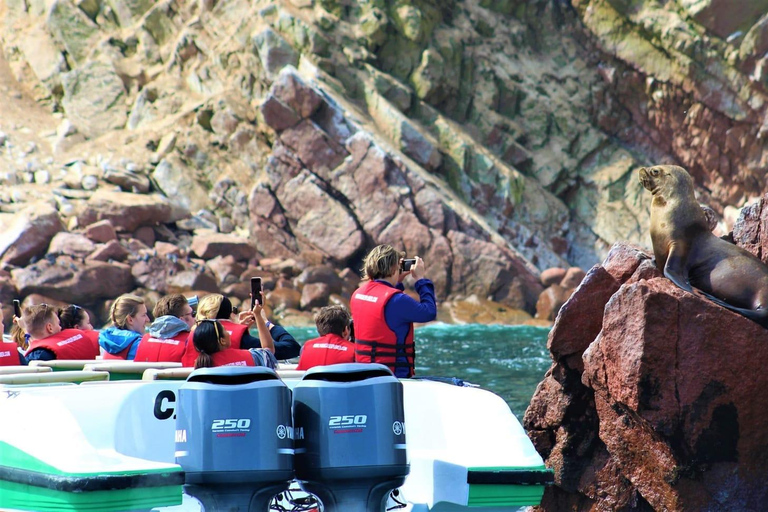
top-left (250, 299), bottom-right (275, 354)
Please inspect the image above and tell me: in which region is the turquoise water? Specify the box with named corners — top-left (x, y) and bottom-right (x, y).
top-left (289, 323), bottom-right (552, 420)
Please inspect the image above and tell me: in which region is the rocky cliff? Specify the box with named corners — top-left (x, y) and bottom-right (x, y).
top-left (524, 195), bottom-right (768, 511)
top-left (1, 0), bottom-right (767, 320)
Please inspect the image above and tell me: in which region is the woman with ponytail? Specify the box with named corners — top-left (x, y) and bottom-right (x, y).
top-left (192, 319), bottom-right (277, 370)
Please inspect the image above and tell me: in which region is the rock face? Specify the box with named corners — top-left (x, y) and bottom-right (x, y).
top-left (525, 206), bottom-right (768, 510)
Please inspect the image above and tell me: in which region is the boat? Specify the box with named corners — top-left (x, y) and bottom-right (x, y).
top-left (0, 360), bottom-right (552, 512)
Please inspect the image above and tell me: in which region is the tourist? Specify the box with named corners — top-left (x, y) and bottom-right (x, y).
top-left (58, 304), bottom-right (94, 331)
top-left (297, 305), bottom-right (355, 371)
top-left (134, 294), bottom-right (195, 363)
top-left (191, 319), bottom-right (276, 369)
top-left (99, 294), bottom-right (150, 360)
top-left (0, 303), bottom-right (25, 366)
top-left (186, 293), bottom-right (300, 362)
top-left (24, 304), bottom-right (100, 361)
top-left (350, 245), bottom-right (437, 377)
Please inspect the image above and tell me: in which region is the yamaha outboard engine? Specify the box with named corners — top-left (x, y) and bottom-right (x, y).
top-left (175, 367), bottom-right (294, 511)
top-left (293, 363), bottom-right (409, 512)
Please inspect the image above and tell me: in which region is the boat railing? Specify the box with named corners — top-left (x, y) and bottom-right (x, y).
top-left (0, 370), bottom-right (110, 385)
top-left (0, 365), bottom-right (52, 375)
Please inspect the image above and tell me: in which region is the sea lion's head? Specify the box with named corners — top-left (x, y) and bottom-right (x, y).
top-left (638, 165), bottom-right (695, 199)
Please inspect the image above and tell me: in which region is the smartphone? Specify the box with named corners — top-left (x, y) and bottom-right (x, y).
top-left (13, 299), bottom-right (21, 318)
top-left (250, 277), bottom-right (262, 309)
top-left (400, 259), bottom-right (416, 272)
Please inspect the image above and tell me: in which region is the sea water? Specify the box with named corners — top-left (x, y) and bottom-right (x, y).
top-left (290, 323), bottom-right (552, 419)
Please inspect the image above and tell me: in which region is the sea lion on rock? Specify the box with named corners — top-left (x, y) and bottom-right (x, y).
top-left (638, 164), bottom-right (768, 327)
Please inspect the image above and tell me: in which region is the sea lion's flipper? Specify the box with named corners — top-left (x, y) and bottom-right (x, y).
top-left (695, 288), bottom-right (768, 325)
top-left (663, 246), bottom-right (694, 293)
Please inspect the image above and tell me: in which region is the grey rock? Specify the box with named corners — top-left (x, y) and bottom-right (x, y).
top-left (61, 60), bottom-right (128, 138)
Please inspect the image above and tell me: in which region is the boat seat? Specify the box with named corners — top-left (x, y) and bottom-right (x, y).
top-left (83, 362), bottom-right (183, 381)
top-left (29, 359), bottom-right (101, 371)
top-left (142, 368), bottom-right (194, 380)
top-left (276, 369), bottom-right (306, 379)
top-left (0, 370), bottom-right (110, 384)
top-left (0, 366), bottom-right (52, 375)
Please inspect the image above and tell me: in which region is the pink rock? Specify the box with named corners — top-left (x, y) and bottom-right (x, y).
top-left (84, 220), bottom-right (117, 243)
top-left (541, 267), bottom-right (567, 287)
top-left (87, 240), bottom-right (130, 262)
top-left (300, 282), bottom-right (330, 310)
top-left (560, 267), bottom-right (587, 289)
top-left (0, 202), bottom-right (64, 266)
top-left (190, 234), bottom-right (256, 261)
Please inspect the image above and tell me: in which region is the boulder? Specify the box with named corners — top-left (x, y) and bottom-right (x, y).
top-left (0, 202), bottom-right (64, 267)
top-left (443, 295), bottom-right (532, 324)
top-left (540, 267), bottom-right (567, 287)
top-left (87, 240), bottom-right (130, 262)
top-left (151, 158), bottom-right (210, 215)
top-left (253, 28), bottom-right (299, 79)
top-left (534, 284), bottom-right (573, 322)
top-left (560, 267), bottom-right (587, 289)
top-left (48, 232), bottom-right (95, 259)
top-left (46, 0), bottom-right (99, 64)
top-left (190, 234), bottom-right (256, 261)
top-left (294, 265), bottom-right (344, 295)
top-left (11, 257), bottom-right (133, 303)
top-left (84, 220), bottom-right (117, 243)
top-left (165, 270), bottom-right (219, 294)
top-left (300, 282), bottom-right (330, 309)
top-left (271, 67), bottom-right (323, 118)
top-left (61, 59), bottom-right (128, 138)
top-left (78, 190), bottom-right (173, 232)
top-left (732, 194), bottom-right (768, 265)
top-left (267, 287), bottom-right (302, 310)
top-left (525, 239), bottom-right (768, 511)
top-left (206, 255), bottom-right (245, 286)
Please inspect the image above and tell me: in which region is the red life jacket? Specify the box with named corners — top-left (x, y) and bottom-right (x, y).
top-left (101, 335), bottom-right (140, 360)
top-left (180, 320), bottom-right (249, 367)
top-left (0, 341), bottom-right (23, 366)
top-left (218, 320), bottom-right (248, 350)
top-left (25, 329), bottom-right (100, 360)
top-left (350, 281), bottom-right (415, 377)
top-left (210, 348), bottom-right (255, 367)
top-left (133, 331), bottom-right (190, 363)
top-left (297, 333), bottom-right (355, 371)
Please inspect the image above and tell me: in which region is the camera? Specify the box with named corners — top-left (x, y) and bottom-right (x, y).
top-left (400, 258), bottom-right (416, 272)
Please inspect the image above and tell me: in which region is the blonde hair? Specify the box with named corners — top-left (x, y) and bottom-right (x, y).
top-left (196, 294), bottom-right (224, 321)
top-left (110, 294), bottom-right (145, 329)
top-left (22, 304), bottom-right (57, 338)
top-left (361, 244), bottom-right (403, 280)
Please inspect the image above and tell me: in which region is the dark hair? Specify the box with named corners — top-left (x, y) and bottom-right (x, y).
top-left (216, 296), bottom-right (233, 320)
top-left (59, 305), bottom-right (86, 330)
top-left (192, 320), bottom-right (224, 369)
top-left (315, 305), bottom-right (351, 337)
top-left (154, 294), bottom-right (189, 318)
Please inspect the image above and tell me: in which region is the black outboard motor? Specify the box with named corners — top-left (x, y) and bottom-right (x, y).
top-left (293, 363), bottom-right (409, 512)
top-left (175, 367), bottom-right (294, 511)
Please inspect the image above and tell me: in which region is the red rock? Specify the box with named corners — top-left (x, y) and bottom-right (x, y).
top-left (48, 232), bottom-right (95, 259)
top-left (87, 240), bottom-right (130, 262)
top-left (84, 220), bottom-right (117, 243)
top-left (540, 267), bottom-right (567, 287)
top-left (300, 282), bottom-right (330, 310)
top-left (260, 95), bottom-right (300, 132)
top-left (560, 267), bottom-right (587, 289)
top-left (528, 241), bottom-right (768, 511)
top-left (78, 190), bottom-right (172, 232)
top-left (535, 285), bottom-right (573, 321)
top-left (190, 234), bottom-right (256, 261)
top-left (279, 120), bottom-right (349, 175)
top-left (732, 194), bottom-right (768, 264)
top-left (271, 68), bottom-right (323, 118)
top-left (294, 265), bottom-right (344, 295)
top-left (11, 257), bottom-right (133, 303)
top-left (206, 255), bottom-right (245, 286)
top-left (166, 270), bottom-right (219, 294)
top-left (0, 202), bottom-right (64, 267)
top-left (134, 226), bottom-right (155, 248)
top-left (267, 287), bottom-right (301, 310)
top-left (154, 241), bottom-right (181, 258)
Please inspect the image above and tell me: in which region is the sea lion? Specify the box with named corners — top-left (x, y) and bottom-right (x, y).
top-left (638, 164), bottom-right (768, 327)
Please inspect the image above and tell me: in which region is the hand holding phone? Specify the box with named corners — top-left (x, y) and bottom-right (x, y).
top-left (400, 259), bottom-right (416, 272)
top-left (250, 277), bottom-right (263, 309)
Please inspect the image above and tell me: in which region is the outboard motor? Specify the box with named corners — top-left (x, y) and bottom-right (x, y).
top-left (293, 363), bottom-right (409, 512)
top-left (175, 367), bottom-right (294, 511)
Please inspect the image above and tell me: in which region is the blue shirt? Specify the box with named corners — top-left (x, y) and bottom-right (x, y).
top-left (376, 278), bottom-right (437, 377)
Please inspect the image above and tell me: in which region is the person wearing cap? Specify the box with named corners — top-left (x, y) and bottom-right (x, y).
top-left (133, 294), bottom-right (195, 363)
